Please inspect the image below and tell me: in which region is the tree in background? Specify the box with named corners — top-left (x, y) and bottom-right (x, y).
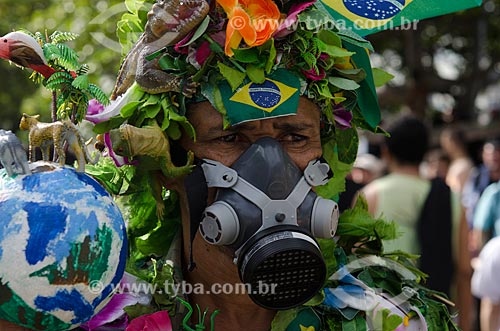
top-left (369, 0), bottom-right (500, 129)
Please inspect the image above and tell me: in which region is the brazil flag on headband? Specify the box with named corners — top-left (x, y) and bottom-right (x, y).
top-left (320, 0), bottom-right (483, 36)
top-left (219, 69), bottom-right (301, 125)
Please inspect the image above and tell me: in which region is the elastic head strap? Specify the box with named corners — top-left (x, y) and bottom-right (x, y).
top-left (183, 160), bottom-right (208, 271)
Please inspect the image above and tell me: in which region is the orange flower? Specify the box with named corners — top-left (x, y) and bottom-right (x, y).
top-left (217, 0), bottom-right (281, 56)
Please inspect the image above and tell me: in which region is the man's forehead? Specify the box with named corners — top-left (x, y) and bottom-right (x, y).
top-left (188, 97), bottom-right (320, 131)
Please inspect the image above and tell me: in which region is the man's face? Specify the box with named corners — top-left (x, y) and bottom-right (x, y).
top-left (181, 97), bottom-right (323, 170)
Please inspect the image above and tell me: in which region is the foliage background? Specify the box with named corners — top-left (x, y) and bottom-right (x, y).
top-left (0, 0), bottom-right (124, 132)
top-left (1, 0), bottom-right (500, 151)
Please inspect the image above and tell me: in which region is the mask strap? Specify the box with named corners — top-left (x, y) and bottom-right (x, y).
top-left (183, 160), bottom-right (208, 271)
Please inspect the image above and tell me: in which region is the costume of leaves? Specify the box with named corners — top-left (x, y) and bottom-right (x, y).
top-left (85, 0), bottom-right (463, 330)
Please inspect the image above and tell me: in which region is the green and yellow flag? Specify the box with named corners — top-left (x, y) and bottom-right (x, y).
top-left (321, 0), bottom-right (483, 36)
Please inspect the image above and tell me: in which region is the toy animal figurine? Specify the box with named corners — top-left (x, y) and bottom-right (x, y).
top-left (0, 129), bottom-right (31, 177)
top-left (108, 121), bottom-right (194, 218)
top-left (111, 0), bottom-right (209, 99)
top-left (19, 114), bottom-right (99, 173)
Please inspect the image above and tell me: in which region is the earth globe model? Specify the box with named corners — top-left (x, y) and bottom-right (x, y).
top-left (0, 162), bottom-right (127, 330)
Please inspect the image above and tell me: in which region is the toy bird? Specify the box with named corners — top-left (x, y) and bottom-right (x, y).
top-left (0, 31), bottom-right (55, 78)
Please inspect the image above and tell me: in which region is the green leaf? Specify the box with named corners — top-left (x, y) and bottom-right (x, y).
top-left (316, 140), bottom-right (352, 200)
top-left (341, 314), bottom-right (367, 331)
top-left (336, 126), bottom-right (359, 164)
top-left (338, 197), bottom-right (399, 240)
top-left (265, 39), bottom-right (277, 73)
top-left (372, 68), bottom-right (394, 87)
top-left (382, 309), bottom-right (403, 331)
top-left (247, 64), bottom-right (265, 84)
top-left (329, 77), bottom-right (360, 90)
top-left (158, 54), bottom-right (180, 71)
top-left (120, 101), bottom-right (142, 118)
top-left (143, 104), bottom-right (161, 118)
top-left (335, 68), bottom-right (367, 82)
top-left (141, 94), bottom-right (161, 108)
top-left (338, 29), bottom-right (375, 52)
top-left (271, 308), bottom-right (299, 331)
top-left (55, 43), bottom-right (79, 70)
top-left (317, 40), bottom-right (356, 58)
top-left (303, 291), bottom-right (324, 306)
top-left (49, 31), bottom-right (78, 44)
top-left (182, 14), bottom-right (210, 46)
top-left (317, 30), bottom-right (342, 47)
top-left (42, 43), bottom-right (61, 61)
top-left (88, 84), bottom-right (110, 106)
top-left (299, 8), bottom-right (334, 30)
top-left (144, 46), bottom-right (165, 61)
top-left (166, 121), bottom-right (181, 140)
top-left (232, 47), bottom-right (260, 63)
top-left (71, 75), bottom-right (89, 89)
top-left (217, 62), bottom-right (247, 91)
top-left (92, 116), bottom-right (127, 134)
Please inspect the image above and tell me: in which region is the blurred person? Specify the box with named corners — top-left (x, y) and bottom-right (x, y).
top-left (440, 127), bottom-right (474, 194)
top-left (471, 236), bottom-right (500, 331)
top-left (357, 115), bottom-right (473, 330)
top-left (421, 148), bottom-right (451, 180)
top-left (463, 139), bottom-right (500, 230)
top-left (338, 153), bottom-right (385, 212)
top-left (471, 179), bottom-right (500, 251)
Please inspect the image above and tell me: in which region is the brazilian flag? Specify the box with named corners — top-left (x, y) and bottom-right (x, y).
top-left (321, 0), bottom-right (483, 36)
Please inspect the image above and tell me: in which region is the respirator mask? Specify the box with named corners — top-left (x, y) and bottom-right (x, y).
top-left (197, 137), bottom-right (339, 310)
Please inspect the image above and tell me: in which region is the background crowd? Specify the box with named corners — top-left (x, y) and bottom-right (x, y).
top-left (341, 115), bottom-right (500, 331)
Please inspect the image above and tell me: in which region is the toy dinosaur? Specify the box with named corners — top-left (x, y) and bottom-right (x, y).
top-left (19, 114), bottom-right (99, 173)
top-left (108, 122), bottom-right (194, 218)
top-left (0, 129), bottom-right (31, 177)
top-left (110, 0), bottom-right (209, 99)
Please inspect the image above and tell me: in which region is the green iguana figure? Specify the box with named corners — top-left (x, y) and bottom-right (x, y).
top-left (108, 121), bottom-right (194, 218)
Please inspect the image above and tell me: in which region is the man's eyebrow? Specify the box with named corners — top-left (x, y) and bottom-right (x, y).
top-left (272, 122), bottom-right (315, 131)
top-left (206, 124), bottom-right (238, 135)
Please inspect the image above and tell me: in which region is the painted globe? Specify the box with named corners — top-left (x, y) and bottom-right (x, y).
top-left (0, 162), bottom-right (127, 330)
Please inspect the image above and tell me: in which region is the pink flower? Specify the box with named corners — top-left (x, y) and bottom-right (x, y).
top-left (302, 67), bottom-right (326, 81)
top-left (125, 311), bottom-right (172, 331)
top-left (195, 41), bottom-right (212, 66)
top-left (274, 1), bottom-right (316, 38)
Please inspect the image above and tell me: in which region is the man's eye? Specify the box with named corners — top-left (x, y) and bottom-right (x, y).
top-left (282, 134), bottom-right (307, 143)
top-left (217, 134), bottom-right (238, 143)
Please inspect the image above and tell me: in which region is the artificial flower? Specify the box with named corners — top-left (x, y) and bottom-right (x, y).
top-left (80, 273), bottom-right (152, 331)
top-left (87, 98), bottom-right (105, 118)
top-left (125, 311), bottom-right (172, 331)
top-left (274, 1), bottom-right (316, 38)
top-left (332, 104), bottom-right (353, 129)
top-left (195, 40), bottom-right (212, 66)
top-left (85, 87), bottom-right (133, 124)
top-left (302, 67), bottom-right (326, 81)
top-left (216, 0), bottom-right (281, 56)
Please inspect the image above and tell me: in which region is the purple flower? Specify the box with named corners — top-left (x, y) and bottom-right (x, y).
top-left (274, 1), bottom-right (316, 38)
top-left (80, 273), bottom-right (152, 330)
top-left (86, 88), bottom-right (134, 124)
top-left (333, 104), bottom-right (353, 129)
top-left (87, 99), bottom-right (105, 117)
